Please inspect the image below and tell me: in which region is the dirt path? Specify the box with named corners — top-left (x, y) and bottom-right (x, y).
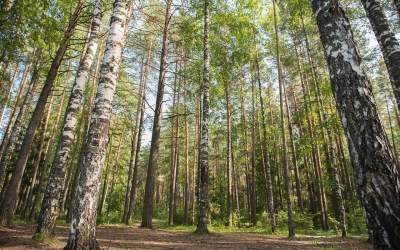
top-left (0, 224), bottom-right (371, 249)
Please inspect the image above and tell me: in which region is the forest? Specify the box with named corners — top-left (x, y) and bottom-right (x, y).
top-left (0, 0), bottom-right (399, 249)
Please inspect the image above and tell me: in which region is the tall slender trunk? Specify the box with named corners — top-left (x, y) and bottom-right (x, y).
top-left (168, 61), bottom-right (179, 226)
top-left (65, 0), bottom-right (131, 248)
top-left (29, 86), bottom-right (65, 220)
top-left (0, 51), bottom-right (34, 164)
top-left (106, 137), bottom-right (122, 217)
top-left (141, 0), bottom-right (172, 229)
top-left (282, 69), bottom-right (303, 214)
top-left (183, 60), bottom-right (190, 226)
top-left (125, 39), bottom-right (153, 224)
top-left (312, 0), bottom-right (400, 247)
top-left (240, 76), bottom-right (252, 223)
top-left (255, 51), bottom-right (276, 232)
top-left (21, 92), bottom-right (55, 218)
top-left (0, 0), bottom-right (86, 227)
top-left (0, 57), bottom-right (40, 191)
top-left (272, 0), bottom-right (294, 237)
top-left (98, 136), bottom-right (113, 216)
top-left (361, 0), bottom-right (400, 111)
top-left (123, 54), bottom-right (145, 224)
top-left (194, 0), bottom-right (210, 234)
top-left (250, 79), bottom-right (258, 227)
top-left (225, 79), bottom-right (233, 227)
top-left (35, 0), bottom-right (102, 237)
top-left (0, 62), bottom-right (19, 126)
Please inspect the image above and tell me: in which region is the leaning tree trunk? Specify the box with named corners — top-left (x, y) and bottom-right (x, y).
top-left (194, 0), bottom-right (210, 234)
top-left (0, 52), bottom-right (36, 177)
top-left (312, 0), bottom-right (400, 248)
top-left (141, 0), bottom-right (172, 229)
top-left (0, 0), bottom-right (85, 227)
top-left (35, 0), bottom-right (102, 238)
top-left (65, 0), bottom-right (131, 248)
top-left (361, 0), bottom-right (400, 111)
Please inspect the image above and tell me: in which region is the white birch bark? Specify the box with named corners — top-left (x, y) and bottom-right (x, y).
top-left (35, 0), bottom-right (103, 237)
top-left (65, 0), bottom-right (131, 248)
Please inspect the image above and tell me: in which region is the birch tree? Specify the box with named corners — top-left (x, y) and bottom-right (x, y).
top-left (35, 0), bottom-right (103, 238)
top-left (361, 0), bottom-right (400, 111)
top-left (195, 0), bottom-right (210, 234)
top-left (0, 0), bottom-right (86, 226)
top-left (65, 0), bottom-right (132, 248)
top-left (312, 0), bottom-right (400, 247)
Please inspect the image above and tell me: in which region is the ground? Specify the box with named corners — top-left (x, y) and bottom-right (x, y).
top-left (0, 223), bottom-right (372, 249)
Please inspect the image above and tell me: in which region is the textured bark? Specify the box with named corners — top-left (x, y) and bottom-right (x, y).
top-left (66, 39), bottom-right (103, 224)
top-left (65, 0), bottom-right (131, 248)
top-left (194, 0), bottom-right (210, 234)
top-left (312, 0), bottom-right (400, 248)
top-left (35, 0), bottom-right (103, 238)
top-left (361, 0), bottom-right (400, 111)
top-left (394, 0), bottom-right (400, 18)
top-left (141, 0), bottom-right (172, 229)
top-left (0, 0), bottom-right (85, 227)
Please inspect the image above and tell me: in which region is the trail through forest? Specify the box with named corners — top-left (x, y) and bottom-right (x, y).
top-left (0, 223), bottom-right (370, 249)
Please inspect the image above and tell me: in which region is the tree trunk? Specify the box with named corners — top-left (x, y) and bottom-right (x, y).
top-left (361, 0), bottom-right (400, 111)
top-left (255, 50), bottom-right (276, 232)
top-left (183, 60), bottom-right (190, 226)
top-left (225, 79), bottom-right (233, 227)
top-left (0, 62), bottom-right (19, 126)
top-left (65, 0), bottom-right (131, 248)
top-left (106, 137), bottom-right (122, 217)
top-left (35, 0), bottom-right (102, 237)
top-left (141, 0), bottom-right (172, 229)
top-left (312, 0), bottom-right (400, 247)
top-left (125, 39), bottom-right (153, 224)
top-left (123, 54), bottom-right (145, 224)
top-left (250, 79), bottom-right (258, 227)
top-left (194, 0), bottom-right (210, 234)
top-left (0, 0), bottom-right (86, 227)
top-left (0, 57), bottom-right (40, 192)
top-left (22, 92), bottom-right (55, 218)
top-left (272, 0), bottom-right (294, 237)
top-left (0, 51), bottom-right (34, 165)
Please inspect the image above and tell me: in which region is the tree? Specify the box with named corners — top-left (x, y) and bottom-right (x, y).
top-left (312, 0), bottom-right (400, 248)
top-left (194, 0), bottom-right (210, 234)
top-left (65, 0), bottom-right (132, 248)
top-left (35, 0), bottom-right (103, 237)
top-left (141, 0), bottom-right (172, 229)
top-left (361, 0), bottom-right (400, 111)
top-left (0, 0), bottom-right (86, 227)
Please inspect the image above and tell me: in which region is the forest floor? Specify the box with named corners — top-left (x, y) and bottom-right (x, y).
top-left (0, 223), bottom-right (372, 249)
